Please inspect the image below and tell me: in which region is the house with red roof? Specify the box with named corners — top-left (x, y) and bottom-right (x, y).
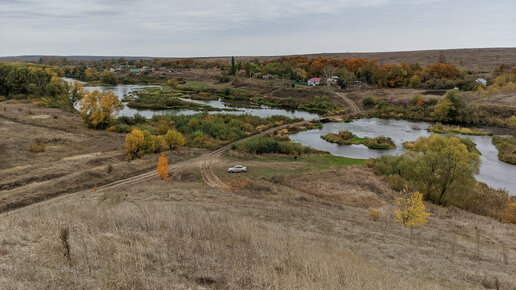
top-left (307, 78), bottom-right (321, 86)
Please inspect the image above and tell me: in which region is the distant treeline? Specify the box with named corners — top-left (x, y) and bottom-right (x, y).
top-left (0, 61), bottom-right (79, 109)
top-left (33, 56), bottom-right (516, 90)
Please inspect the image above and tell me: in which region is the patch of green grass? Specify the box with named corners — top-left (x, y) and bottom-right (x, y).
top-left (301, 154), bottom-right (365, 168)
top-left (225, 152), bottom-right (364, 170)
top-left (186, 82), bottom-right (210, 89)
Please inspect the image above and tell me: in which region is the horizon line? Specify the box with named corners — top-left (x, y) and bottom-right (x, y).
top-left (1, 46), bottom-right (515, 59)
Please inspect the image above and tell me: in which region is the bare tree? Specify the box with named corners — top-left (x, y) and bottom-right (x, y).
top-left (438, 51), bottom-right (447, 63)
top-left (323, 66), bottom-right (337, 86)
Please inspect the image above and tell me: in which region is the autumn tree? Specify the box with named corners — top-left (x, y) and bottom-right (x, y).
top-left (164, 129), bottom-right (185, 151)
top-left (140, 130), bottom-right (156, 154)
top-left (431, 90), bottom-right (465, 122)
top-left (68, 80), bottom-right (85, 107)
top-left (156, 152), bottom-right (169, 180)
top-left (85, 67), bottom-right (98, 81)
top-left (125, 128), bottom-right (144, 160)
top-left (400, 134), bottom-right (480, 205)
top-left (154, 135), bottom-right (168, 152)
top-left (100, 70), bottom-right (118, 85)
top-left (394, 191), bottom-right (430, 239)
top-left (336, 67), bottom-right (356, 88)
top-left (79, 89), bottom-right (123, 129)
top-left (322, 66), bottom-right (337, 86)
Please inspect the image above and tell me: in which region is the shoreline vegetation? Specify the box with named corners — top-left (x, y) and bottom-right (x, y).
top-left (492, 136), bottom-right (516, 165)
top-left (321, 130), bottom-right (396, 149)
top-left (427, 123), bottom-right (492, 136)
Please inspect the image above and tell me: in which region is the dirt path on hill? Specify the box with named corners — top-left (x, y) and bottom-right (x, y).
top-left (334, 92), bottom-right (361, 114)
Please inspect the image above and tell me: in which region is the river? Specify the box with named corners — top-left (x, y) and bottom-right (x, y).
top-left (289, 118), bottom-right (516, 195)
top-left (63, 79), bottom-right (318, 120)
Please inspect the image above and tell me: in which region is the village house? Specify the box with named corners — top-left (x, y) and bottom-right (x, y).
top-left (327, 75), bottom-right (339, 84)
top-left (475, 78), bottom-right (487, 87)
top-left (307, 77), bottom-right (321, 86)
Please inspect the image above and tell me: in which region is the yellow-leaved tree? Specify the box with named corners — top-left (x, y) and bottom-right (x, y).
top-left (79, 89), bottom-right (123, 129)
top-left (125, 128), bottom-right (144, 160)
top-left (164, 129), bottom-right (185, 151)
top-left (156, 152), bottom-right (169, 180)
top-left (394, 191), bottom-right (430, 240)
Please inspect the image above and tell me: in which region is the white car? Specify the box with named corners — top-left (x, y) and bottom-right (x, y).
top-left (228, 165), bottom-right (247, 173)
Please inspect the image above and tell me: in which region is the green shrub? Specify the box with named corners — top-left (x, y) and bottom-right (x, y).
top-left (114, 124), bottom-right (131, 133)
top-left (372, 155), bottom-right (404, 176)
top-left (362, 95), bottom-right (377, 106)
top-left (376, 99), bottom-right (389, 108)
top-left (382, 174), bottom-right (407, 191)
top-left (234, 136), bottom-right (316, 155)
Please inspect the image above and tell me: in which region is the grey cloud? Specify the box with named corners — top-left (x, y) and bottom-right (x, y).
top-left (0, 0), bottom-right (514, 56)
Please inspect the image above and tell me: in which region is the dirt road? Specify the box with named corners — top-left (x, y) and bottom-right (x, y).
top-left (334, 92), bottom-right (361, 114)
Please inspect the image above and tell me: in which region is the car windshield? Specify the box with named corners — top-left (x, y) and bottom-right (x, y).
top-left (235, 165), bottom-right (243, 168)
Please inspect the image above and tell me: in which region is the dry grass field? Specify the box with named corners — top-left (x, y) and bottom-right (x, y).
top-left (0, 101), bottom-right (202, 212)
top-left (0, 153), bottom-right (515, 289)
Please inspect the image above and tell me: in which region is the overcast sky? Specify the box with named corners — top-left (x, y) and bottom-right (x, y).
top-left (0, 0), bottom-right (515, 57)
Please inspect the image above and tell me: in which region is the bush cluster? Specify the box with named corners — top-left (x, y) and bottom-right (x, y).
top-left (232, 136), bottom-right (316, 155)
top-left (125, 127), bottom-right (184, 160)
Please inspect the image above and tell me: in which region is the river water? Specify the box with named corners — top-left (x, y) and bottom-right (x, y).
top-left (290, 118), bottom-right (516, 195)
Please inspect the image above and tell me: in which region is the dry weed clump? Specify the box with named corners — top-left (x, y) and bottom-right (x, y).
top-left (59, 227), bottom-right (72, 266)
top-left (368, 209), bottom-right (380, 221)
top-left (29, 141), bottom-right (46, 153)
top-left (225, 178), bottom-right (249, 192)
top-left (0, 202), bottom-right (444, 289)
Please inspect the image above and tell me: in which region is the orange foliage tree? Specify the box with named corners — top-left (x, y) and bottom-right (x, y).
top-left (424, 63), bottom-right (459, 79)
top-left (156, 152), bottom-right (169, 180)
